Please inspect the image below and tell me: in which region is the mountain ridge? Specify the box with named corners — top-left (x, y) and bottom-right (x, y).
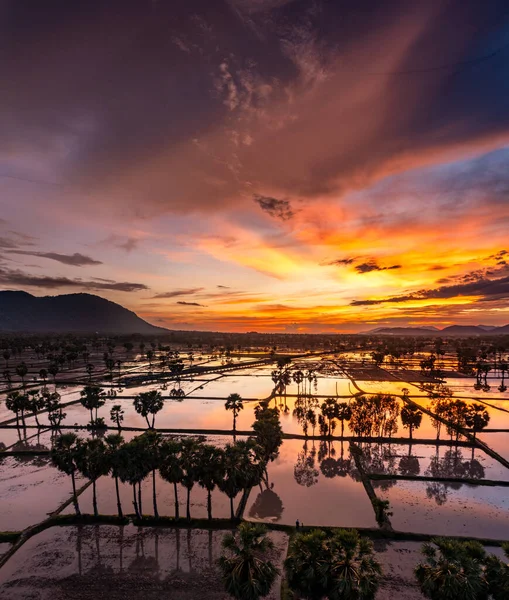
top-left (363, 324), bottom-right (509, 336)
top-left (0, 291), bottom-right (165, 334)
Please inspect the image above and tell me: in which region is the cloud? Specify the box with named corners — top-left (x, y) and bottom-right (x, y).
top-left (0, 267), bottom-right (147, 292)
top-left (177, 301), bottom-right (205, 307)
top-left (355, 261), bottom-right (401, 274)
top-left (217, 284), bottom-right (230, 288)
top-left (351, 275), bottom-right (509, 306)
top-left (117, 237), bottom-right (139, 252)
top-left (323, 256), bottom-right (401, 272)
top-left (152, 287), bottom-right (204, 298)
top-left (253, 195), bottom-right (294, 221)
top-left (325, 257), bottom-right (356, 266)
top-left (7, 251), bottom-right (102, 266)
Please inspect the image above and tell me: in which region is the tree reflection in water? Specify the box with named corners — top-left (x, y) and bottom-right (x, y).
top-left (294, 441), bottom-right (319, 487)
top-left (248, 485), bottom-right (284, 522)
top-left (425, 446), bottom-right (485, 505)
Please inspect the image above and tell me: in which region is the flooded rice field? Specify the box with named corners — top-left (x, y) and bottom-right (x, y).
top-left (2, 350), bottom-right (509, 597)
top-left (0, 525), bottom-right (288, 600)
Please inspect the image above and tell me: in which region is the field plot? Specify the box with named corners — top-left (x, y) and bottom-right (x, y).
top-left (0, 525), bottom-right (288, 600)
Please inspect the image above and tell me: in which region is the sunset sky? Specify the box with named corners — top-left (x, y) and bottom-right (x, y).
top-left (1, 0), bottom-right (509, 332)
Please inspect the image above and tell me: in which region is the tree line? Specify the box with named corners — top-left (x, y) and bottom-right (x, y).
top-left (50, 400), bottom-right (283, 521)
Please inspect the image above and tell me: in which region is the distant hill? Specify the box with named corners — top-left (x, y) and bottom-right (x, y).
top-left (0, 291), bottom-right (166, 334)
top-left (364, 327), bottom-right (441, 336)
top-left (364, 324), bottom-right (509, 336)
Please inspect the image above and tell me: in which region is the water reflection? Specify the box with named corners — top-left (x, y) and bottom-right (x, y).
top-left (248, 485), bottom-right (284, 522)
top-left (424, 447), bottom-right (485, 505)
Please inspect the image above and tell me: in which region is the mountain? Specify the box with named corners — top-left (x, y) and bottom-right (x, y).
top-left (440, 325), bottom-right (487, 336)
top-left (0, 291), bottom-right (165, 334)
top-left (364, 324), bottom-right (509, 336)
top-left (363, 327), bottom-right (440, 336)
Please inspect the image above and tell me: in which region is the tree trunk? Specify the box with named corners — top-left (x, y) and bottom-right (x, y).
top-left (138, 482), bottom-right (143, 517)
top-left (186, 487), bottom-right (191, 521)
top-left (115, 476), bottom-right (123, 519)
top-left (173, 482), bottom-right (180, 519)
top-left (71, 470), bottom-right (81, 516)
top-left (207, 489), bottom-right (212, 520)
top-left (230, 496), bottom-right (234, 520)
top-left (92, 480), bottom-right (98, 517)
top-left (152, 470), bottom-right (159, 518)
top-left (132, 484), bottom-right (140, 519)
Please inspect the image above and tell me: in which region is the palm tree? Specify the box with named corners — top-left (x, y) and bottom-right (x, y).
top-left (15, 362), bottom-right (28, 388)
top-left (80, 385), bottom-right (106, 425)
top-left (285, 529), bottom-right (382, 600)
top-left (6, 391), bottom-right (27, 428)
top-left (39, 368), bottom-right (48, 386)
top-left (196, 444), bottom-right (224, 520)
top-left (105, 433), bottom-right (125, 519)
top-left (159, 439), bottom-right (183, 519)
top-left (51, 433), bottom-right (82, 515)
top-left (3, 350), bottom-right (10, 368)
top-left (219, 522), bottom-right (278, 600)
top-left (499, 361), bottom-right (508, 392)
top-left (485, 542), bottom-right (509, 599)
top-left (225, 393), bottom-right (244, 439)
top-left (337, 402), bottom-right (352, 437)
top-left (110, 404), bottom-right (125, 430)
top-left (133, 390), bottom-right (164, 428)
top-left (75, 438), bottom-right (111, 517)
top-left (180, 437), bottom-right (202, 521)
top-left (48, 363), bottom-right (59, 387)
top-left (27, 390), bottom-right (46, 427)
top-left (401, 404), bottom-right (423, 440)
top-left (116, 438), bottom-right (149, 519)
top-left (415, 538), bottom-right (487, 600)
top-left (140, 430), bottom-right (162, 518)
top-left (86, 363), bottom-right (94, 382)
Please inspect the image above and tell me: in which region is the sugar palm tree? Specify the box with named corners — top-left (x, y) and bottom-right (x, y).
top-left (499, 361), bottom-right (508, 392)
top-left (105, 433), bottom-right (125, 519)
top-left (51, 433), bottom-right (82, 515)
top-left (110, 404), bottom-right (125, 430)
top-left (218, 443), bottom-right (245, 520)
top-left (27, 390), bottom-right (46, 427)
top-left (327, 529), bottom-right (382, 599)
top-left (116, 438), bottom-right (149, 519)
top-left (133, 390), bottom-right (164, 428)
top-left (415, 538), bottom-right (487, 600)
top-left (219, 522), bottom-right (278, 600)
top-left (196, 444), bottom-right (224, 520)
top-left (485, 542), bottom-right (509, 599)
top-left (75, 438), bottom-right (111, 517)
top-left (80, 385), bottom-right (107, 425)
top-left (15, 362), bottom-right (28, 388)
top-left (180, 437), bottom-right (202, 521)
top-left (337, 402), bottom-right (352, 437)
top-left (140, 430), bottom-right (162, 518)
top-left (225, 393), bottom-right (244, 439)
top-left (159, 439), bottom-right (183, 519)
top-left (285, 529), bottom-right (382, 600)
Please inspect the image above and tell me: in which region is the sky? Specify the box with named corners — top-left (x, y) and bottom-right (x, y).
top-left (1, 0), bottom-right (509, 333)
